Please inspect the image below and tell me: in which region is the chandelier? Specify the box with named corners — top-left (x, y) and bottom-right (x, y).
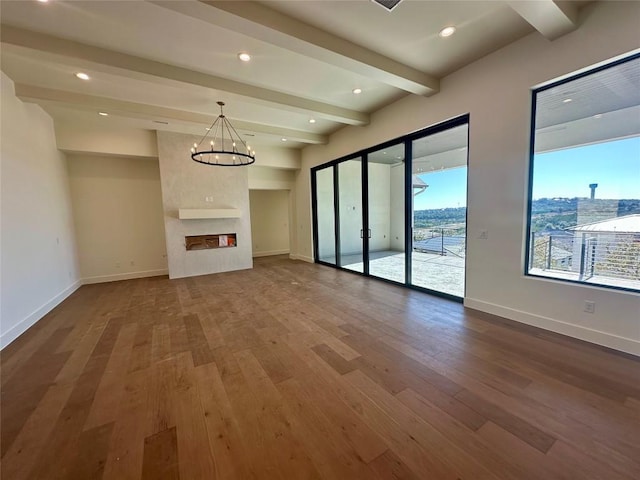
top-left (190, 101), bottom-right (256, 166)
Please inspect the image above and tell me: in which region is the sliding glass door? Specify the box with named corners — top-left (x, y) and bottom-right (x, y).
top-left (312, 115), bottom-right (468, 299)
top-left (410, 124), bottom-right (468, 297)
top-left (367, 144), bottom-right (405, 283)
top-left (338, 158), bottom-right (364, 272)
top-left (314, 166), bottom-right (336, 265)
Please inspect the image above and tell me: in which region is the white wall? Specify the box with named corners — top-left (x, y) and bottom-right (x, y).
top-left (389, 164), bottom-right (405, 251)
top-left (368, 163), bottom-right (392, 252)
top-left (315, 167), bottom-right (336, 260)
top-left (249, 165), bottom-right (296, 190)
top-left (157, 131), bottom-right (252, 279)
top-left (250, 145), bottom-right (301, 170)
top-left (249, 190), bottom-right (290, 257)
top-left (338, 160), bottom-right (363, 256)
top-left (294, 1), bottom-right (640, 355)
top-left (56, 123), bottom-right (158, 158)
top-left (67, 154), bottom-right (167, 283)
top-left (0, 72), bottom-right (80, 349)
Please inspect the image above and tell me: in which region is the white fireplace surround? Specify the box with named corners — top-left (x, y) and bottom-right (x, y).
top-left (178, 208), bottom-right (241, 220)
top-left (157, 131), bottom-right (253, 279)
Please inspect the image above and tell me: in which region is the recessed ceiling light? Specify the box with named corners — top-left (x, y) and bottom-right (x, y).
top-left (75, 72), bottom-right (90, 80)
top-left (98, 112), bottom-right (108, 116)
top-left (439, 26), bottom-right (456, 38)
top-left (37, 0), bottom-right (49, 3)
top-left (238, 52), bottom-right (251, 62)
top-left (309, 118), bottom-right (316, 124)
top-left (281, 138), bottom-right (287, 142)
top-left (205, 127), bottom-right (211, 131)
top-left (352, 88), bottom-right (362, 95)
top-left (593, 113), bottom-right (603, 119)
top-left (563, 98), bottom-right (573, 103)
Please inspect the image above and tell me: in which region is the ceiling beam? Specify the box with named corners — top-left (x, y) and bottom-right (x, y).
top-left (508, 0), bottom-right (579, 41)
top-left (14, 84), bottom-right (328, 145)
top-left (150, 0), bottom-right (439, 96)
top-left (1, 25), bottom-right (368, 126)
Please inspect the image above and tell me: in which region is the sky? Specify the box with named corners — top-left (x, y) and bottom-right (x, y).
top-left (414, 166), bottom-right (467, 210)
top-left (413, 136), bottom-right (640, 210)
top-left (531, 136), bottom-right (640, 200)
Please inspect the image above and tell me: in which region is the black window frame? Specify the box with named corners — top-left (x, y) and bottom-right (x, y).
top-left (524, 52), bottom-right (640, 294)
top-left (310, 114), bottom-right (470, 302)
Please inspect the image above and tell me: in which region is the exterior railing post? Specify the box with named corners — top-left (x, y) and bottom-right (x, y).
top-left (579, 233), bottom-right (586, 281)
top-left (530, 232), bottom-right (535, 270)
top-left (589, 239), bottom-right (597, 278)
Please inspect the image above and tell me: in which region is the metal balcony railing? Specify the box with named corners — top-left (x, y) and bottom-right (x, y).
top-left (413, 228), bottom-right (466, 258)
top-left (530, 231), bottom-right (640, 281)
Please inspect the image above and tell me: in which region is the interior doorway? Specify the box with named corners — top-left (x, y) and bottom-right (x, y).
top-left (249, 189), bottom-right (291, 257)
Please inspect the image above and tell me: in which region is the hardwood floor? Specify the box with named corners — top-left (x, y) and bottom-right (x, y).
top-left (2, 256), bottom-right (639, 479)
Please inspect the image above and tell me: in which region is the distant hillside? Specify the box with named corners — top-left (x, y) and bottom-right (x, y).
top-left (413, 198), bottom-right (640, 232)
top-left (530, 198), bottom-right (640, 233)
top-left (414, 207), bottom-right (466, 229)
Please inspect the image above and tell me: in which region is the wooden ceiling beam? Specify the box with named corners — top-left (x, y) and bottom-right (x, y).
top-left (151, 0), bottom-right (440, 96)
top-left (1, 25), bottom-right (369, 126)
top-left (14, 84), bottom-right (328, 145)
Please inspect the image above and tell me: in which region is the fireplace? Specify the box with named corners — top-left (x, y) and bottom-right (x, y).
top-left (185, 233), bottom-right (237, 251)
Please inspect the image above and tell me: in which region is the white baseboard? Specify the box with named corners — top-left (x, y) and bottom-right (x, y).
top-left (289, 253), bottom-right (314, 263)
top-left (82, 269), bottom-right (168, 284)
top-left (464, 298), bottom-right (640, 357)
top-left (252, 249), bottom-right (290, 258)
top-left (0, 279), bottom-right (82, 350)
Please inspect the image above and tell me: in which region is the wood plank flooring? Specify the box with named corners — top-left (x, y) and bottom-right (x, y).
top-left (2, 255), bottom-right (639, 479)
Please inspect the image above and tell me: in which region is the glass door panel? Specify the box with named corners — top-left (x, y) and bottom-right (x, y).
top-left (367, 144), bottom-right (405, 283)
top-left (338, 159), bottom-right (364, 272)
top-left (411, 124), bottom-right (468, 297)
top-left (315, 166), bottom-right (336, 264)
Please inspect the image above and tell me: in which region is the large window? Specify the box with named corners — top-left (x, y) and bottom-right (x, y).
top-left (526, 54), bottom-right (640, 292)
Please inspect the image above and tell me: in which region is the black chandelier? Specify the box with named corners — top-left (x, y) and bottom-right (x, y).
top-left (190, 101), bottom-right (256, 166)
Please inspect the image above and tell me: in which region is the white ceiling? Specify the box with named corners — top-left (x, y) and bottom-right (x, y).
top-left (0, 0), bottom-right (592, 152)
top-left (536, 55), bottom-right (640, 154)
top-left (263, 0), bottom-right (533, 75)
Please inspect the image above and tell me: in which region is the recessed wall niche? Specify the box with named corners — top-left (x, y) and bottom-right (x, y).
top-left (185, 233), bottom-right (237, 251)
